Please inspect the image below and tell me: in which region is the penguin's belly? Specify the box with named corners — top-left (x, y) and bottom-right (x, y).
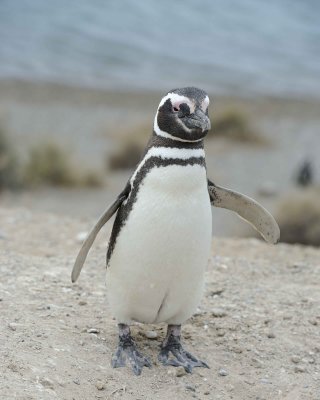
top-left (106, 164), bottom-right (212, 324)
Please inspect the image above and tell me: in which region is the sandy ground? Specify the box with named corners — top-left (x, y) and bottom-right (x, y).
top-left (1, 206), bottom-right (320, 400)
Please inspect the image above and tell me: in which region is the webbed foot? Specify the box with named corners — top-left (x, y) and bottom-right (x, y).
top-left (158, 325), bottom-right (209, 373)
top-left (111, 324), bottom-right (152, 376)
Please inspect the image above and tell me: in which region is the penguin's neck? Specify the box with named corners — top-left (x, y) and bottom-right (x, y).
top-left (148, 131), bottom-right (204, 150)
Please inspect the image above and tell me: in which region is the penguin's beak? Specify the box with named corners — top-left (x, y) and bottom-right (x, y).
top-left (185, 109), bottom-right (211, 132)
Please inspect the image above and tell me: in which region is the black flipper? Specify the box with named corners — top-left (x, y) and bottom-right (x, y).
top-left (208, 179), bottom-right (280, 244)
top-left (71, 184), bottom-right (130, 282)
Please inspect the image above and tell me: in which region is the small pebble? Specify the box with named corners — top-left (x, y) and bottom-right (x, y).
top-left (309, 318), bottom-right (318, 326)
top-left (211, 308), bottom-right (227, 318)
top-left (267, 331), bottom-right (276, 338)
top-left (231, 346), bottom-right (243, 354)
top-left (251, 358), bottom-right (263, 369)
top-left (292, 262), bottom-right (307, 269)
top-left (87, 328), bottom-right (99, 334)
top-left (8, 323), bottom-right (17, 331)
top-left (78, 300), bottom-right (87, 306)
top-left (209, 288), bottom-right (224, 296)
top-left (176, 366), bottom-right (187, 377)
top-left (144, 330), bottom-right (158, 339)
top-left (185, 384), bottom-right (196, 392)
top-left (291, 355), bottom-right (301, 364)
top-left (95, 381), bottom-right (105, 390)
top-left (218, 368), bottom-right (228, 376)
top-left (40, 377), bottom-right (55, 389)
top-left (294, 365), bottom-right (306, 373)
top-left (73, 378), bottom-right (81, 385)
top-left (76, 232), bottom-right (88, 242)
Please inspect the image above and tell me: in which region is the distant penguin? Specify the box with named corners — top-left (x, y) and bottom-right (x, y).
top-left (72, 87), bottom-right (280, 375)
top-left (296, 160), bottom-right (313, 187)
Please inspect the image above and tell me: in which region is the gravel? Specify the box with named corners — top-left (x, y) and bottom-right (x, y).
top-left (1, 207), bottom-right (320, 400)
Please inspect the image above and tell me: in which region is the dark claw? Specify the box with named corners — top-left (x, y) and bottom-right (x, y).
top-left (112, 324), bottom-right (152, 375)
top-left (158, 324), bottom-right (209, 373)
top-left (112, 344), bottom-right (151, 375)
top-left (158, 344), bottom-right (209, 373)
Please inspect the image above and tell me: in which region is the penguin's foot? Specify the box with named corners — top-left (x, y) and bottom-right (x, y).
top-left (111, 324), bottom-right (152, 376)
top-left (158, 324), bottom-right (209, 373)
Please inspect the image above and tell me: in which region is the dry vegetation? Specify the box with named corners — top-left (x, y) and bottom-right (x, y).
top-left (0, 125), bottom-right (20, 190)
top-left (108, 141), bottom-right (143, 170)
top-left (24, 142), bottom-right (103, 187)
top-left (0, 123), bottom-right (103, 190)
top-left (275, 187), bottom-right (320, 247)
top-left (209, 109), bottom-right (268, 145)
top-left (107, 123), bottom-right (149, 170)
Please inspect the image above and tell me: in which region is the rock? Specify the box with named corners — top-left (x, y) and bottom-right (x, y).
top-left (78, 300), bottom-right (87, 306)
top-left (291, 262), bottom-right (308, 269)
top-left (40, 377), bottom-right (55, 389)
top-left (185, 384), bottom-right (196, 392)
top-left (309, 318), bottom-right (318, 326)
top-left (87, 328), bottom-right (99, 334)
top-left (211, 308), bottom-right (227, 318)
top-left (95, 381), bottom-right (105, 390)
top-left (294, 365), bottom-right (306, 373)
top-left (231, 346), bottom-right (243, 354)
top-left (209, 288), bottom-right (224, 297)
top-left (144, 330), bottom-right (158, 339)
top-left (73, 378), bottom-right (81, 385)
top-left (8, 323), bottom-right (17, 331)
top-left (175, 366), bottom-right (187, 377)
top-left (251, 358), bottom-right (264, 369)
top-left (291, 355), bottom-right (301, 364)
top-left (267, 331), bottom-right (276, 338)
top-left (218, 368), bottom-right (228, 376)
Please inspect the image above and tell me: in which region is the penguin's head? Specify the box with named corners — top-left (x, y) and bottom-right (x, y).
top-left (154, 87), bottom-right (211, 142)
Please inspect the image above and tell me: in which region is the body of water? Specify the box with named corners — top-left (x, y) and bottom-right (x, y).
top-left (0, 0), bottom-right (319, 98)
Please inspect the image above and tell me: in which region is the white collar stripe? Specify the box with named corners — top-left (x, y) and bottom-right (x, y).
top-left (130, 146), bottom-right (205, 186)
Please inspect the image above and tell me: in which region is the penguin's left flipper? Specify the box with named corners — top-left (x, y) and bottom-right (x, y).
top-left (208, 179), bottom-right (280, 244)
top-left (71, 185), bottom-right (130, 283)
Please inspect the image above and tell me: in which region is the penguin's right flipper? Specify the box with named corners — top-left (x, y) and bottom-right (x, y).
top-left (71, 185), bottom-right (130, 283)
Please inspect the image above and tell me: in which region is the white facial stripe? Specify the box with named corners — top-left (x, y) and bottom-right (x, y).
top-left (130, 146), bottom-right (205, 186)
top-left (158, 93), bottom-right (195, 114)
top-left (201, 95), bottom-right (209, 111)
top-left (153, 116), bottom-right (203, 143)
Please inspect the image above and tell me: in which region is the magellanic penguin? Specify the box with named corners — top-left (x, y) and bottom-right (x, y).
top-left (72, 87), bottom-right (280, 375)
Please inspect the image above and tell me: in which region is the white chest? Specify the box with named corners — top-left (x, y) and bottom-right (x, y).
top-left (106, 163), bottom-right (212, 324)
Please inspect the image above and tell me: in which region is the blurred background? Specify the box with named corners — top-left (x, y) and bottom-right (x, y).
top-left (0, 0), bottom-right (320, 244)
